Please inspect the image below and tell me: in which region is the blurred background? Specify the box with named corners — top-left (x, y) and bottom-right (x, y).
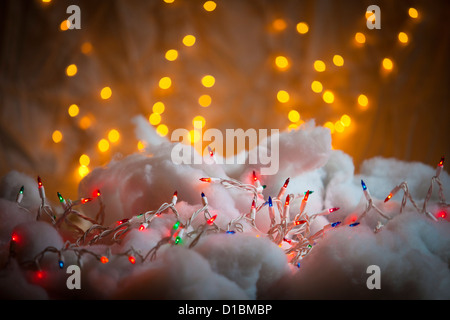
top-left (0, 0), bottom-right (449, 198)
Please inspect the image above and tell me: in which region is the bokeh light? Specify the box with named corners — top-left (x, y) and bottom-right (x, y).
top-left (52, 130), bottom-right (62, 143)
top-left (296, 22), bottom-right (309, 34)
top-left (198, 94), bottom-right (212, 107)
top-left (277, 90), bottom-right (290, 103)
top-left (68, 104), bottom-right (79, 117)
top-left (100, 87), bottom-right (112, 100)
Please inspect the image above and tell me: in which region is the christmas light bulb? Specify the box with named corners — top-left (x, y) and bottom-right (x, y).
top-left (206, 215), bottom-right (217, 225)
top-left (285, 194), bottom-right (290, 206)
top-left (174, 236), bottom-right (182, 245)
top-left (384, 185), bottom-right (401, 203)
top-left (139, 222), bottom-right (148, 231)
top-left (173, 221), bottom-right (180, 230)
top-left (331, 221), bottom-right (341, 227)
top-left (268, 196), bottom-right (273, 207)
top-left (128, 256), bottom-right (136, 264)
top-left (57, 192), bottom-right (67, 209)
top-left (100, 256), bottom-right (109, 264)
top-left (201, 192), bottom-right (208, 206)
top-left (59, 260), bottom-right (64, 269)
top-left (436, 157), bottom-right (445, 177)
top-left (172, 191), bottom-right (178, 205)
top-left (299, 190), bottom-right (310, 214)
top-left (349, 222), bottom-right (360, 227)
top-left (37, 176), bottom-right (46, 199)
top-left (200, 178), bottom-right (211, 183)
top-left (36, 270), bottom-right (45, 280)
top-left (295, 220), bottom-right (307, 225)
top-left (94, 189), bottom-right (101, 198)
top-left (252, 170), bottom-right (258, 182)
top-left (276, 178), bottom-right (290, 199)
top-left (11, 232), bottom-right (19, 243)
top-left (361, 180), bottom-right (367, 191)
top-left (16, 186), bottom-right (24, 203)
top-left (268, 196), bottom-right (275, 222)
top-left (81, 198), bottom-right (92, 204)
top-left (118, 218), bottom-right (129, 225)
top-left (328, 207), bottom-right (340, 213)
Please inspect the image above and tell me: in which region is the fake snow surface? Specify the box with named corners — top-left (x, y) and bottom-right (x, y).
top-left (0, 119), bottom-right (449, 299)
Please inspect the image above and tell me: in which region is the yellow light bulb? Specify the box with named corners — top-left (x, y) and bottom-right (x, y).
top-left (355, 32), bottom-right (366, 44)
top-left (408, 8), bottom-right (419, 19)
top-left (159, 77), bottom-right (172, 89)
top-left (313, 60), bottom-right (326, 72)
top-left (182, 35), bottom-right (196, 47)
top-left (156, 124), bottom-right (169, 137)
top-left (323, 121), bottom-right (335, 134)
top-left (322, 91), bottom-right (334, 104)
top-left (78, 165), bottom-right (90, 178)
top-left (340, 114), bottom-right (351, 127)
top-left (79, 154), bottom-right (90, 166)
top-left (188, 129), bottom-right (201, 144)
top-left (296, 22), bottom-right (309, 34)
top-left (333, 55), bottom-right (344, 67)
top-left (192, 116), bottom-right (206, 129)
top-left (382, 58), bottom-right (393, 71)
top-left (137, 140), bottom-right (146, 151)
top-left (52, 130), bottom-right (63, 143)
top-left (165, 49), bottom-right (178, 61)
top-left (98, 139), bottom-right (110, 152)
top-left (311, 81), bottom-right (323, 93)
top-left (277, 90), bottom-right (290, 103)
top-left (275, 56), bottom-right (289, 70)
top-left (398, 32), bottom-right (409, 44)
top-left (198, 94), bottom-right (212, 107)
top-left (68, 104), bottom-right (79, 117)
top-left (152, 101), bottom-right (165, 114)
top-left (108, 129), bottom-right (120, 143)
top-left (201, 75), bottom-right (215, 88)
top-left (203, 1), bottom-right (217, 12)
top-left (100, 87), bottom-right (112, 100)
top-left (358, 94), bottom-right (369, 108)
top-left (288, 110), bottom-right (300, 123)
top-left (149, 113), bottom-right (162, 126)
top-left (66, 64), bottom-right (77, 77)
top-left (334, 121), bottom-right (345, 133)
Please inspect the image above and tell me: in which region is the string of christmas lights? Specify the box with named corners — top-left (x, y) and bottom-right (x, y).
top-left (2, 157), bottom-right (447, 279)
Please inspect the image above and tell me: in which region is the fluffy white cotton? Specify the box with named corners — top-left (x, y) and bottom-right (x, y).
top-left (0, 121), bottom-right (449, 300)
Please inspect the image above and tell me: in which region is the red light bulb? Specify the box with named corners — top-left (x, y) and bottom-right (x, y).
top-left (100, 256), bottom-right (109, 264)
top-left (285, 194), bottom-right (290, 206)
top-left (206, 215), bottom-right (217, 225)
top-left (199, 178), bottom-right (211, 183)
top-left (128, 256), bottom-right (136, 264)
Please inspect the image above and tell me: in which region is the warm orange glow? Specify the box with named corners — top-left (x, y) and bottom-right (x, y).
top-left (159, 77), bottom-right (172, 89)
top-left (203, 1), bottom-right (217, 12)
top-left (108, 129), bottom-right (120, 143)
top-left (164, 0), bottom-right (175, 3)
top-left (201, 75), bottom-right (215, 88)
top-left (333, 55), bottom-right (344, 67)
top-left (296, 22), bottom-right (309, 34)
top-left (100, 87), bottom-right (112, 99)
top-left (52, 130), bottom-right (63, 143)
top-left (198, 94), bottom-right (212, 107)
top-left (98, 139), bottom-right (110, 152)
top-left (322, 91), bottom-right (334, 104)
top-left (66, 64), bottom-right (77, 77)
top-left (79, 115), bottom-right (92, 130)
top-left (355, 32), bottom-right (366, 44)
top-left (165, 49), bottom-right (178, 61)
top-left (182, 35), bottom-right (196, 47)
top-left (149, 113), bottom-right (162, 126)
top-left (68, 104), bottom-right (79, 117)
top-left (277, 90), bottom-right (290, 103)
top-left (81, 42), bottom-right (93, 55)
top-left (275, 56), bottom-right (289, 70)
top-left (272, 18), bottom-right (287, 31)
top-left (152, 101), bottom-right (165, 114)
top-left (156, 124), bottom-right (169, 137)
top-left (313, 60), bottom-right (326, 72)
top-left (288, 123), bottom-right (298, 131)
top-left (311, 81), bottom-right (323, 93)
top-left (60, 20), bottom-right (70, 31)
top-left (288, 110), bottom-right (300, 123)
